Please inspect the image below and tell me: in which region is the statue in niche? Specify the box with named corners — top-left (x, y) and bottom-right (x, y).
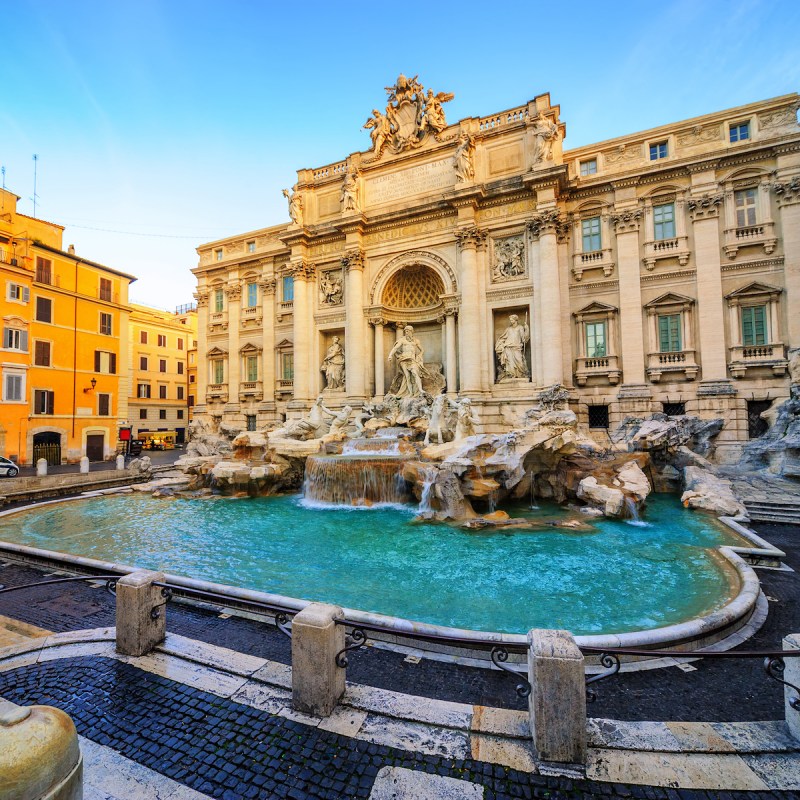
top-left (282, 187), bottom-right (303, 226)
top-left (320, 336), bottom-right (346, 391)
top-left (492, 237), bottom-right (525, 281)
top-left (364, 109), bottom-right (392, 159)
top-left (531, 112), bottom-right (558, 164)
top-left (319, 270), bottom-right (343, 306)
top-left (388, 325), bottom-right (426, 398)
top-left (340, 168), bottom-right (359, 212)
top-left (454, 397), bottom-right (478, 441)
top-left (495, 314), bottom-right (530, 382)
top-left (454, 133), bottom-right (475, 183)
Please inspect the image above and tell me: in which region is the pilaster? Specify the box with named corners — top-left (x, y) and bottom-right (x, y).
top-left (193, 289), bottom-right (209, 415)
top-left (290, 260), bottom-right (315, 403)
top-left (768, 174), bottom-right (800, 350)
top-left (224, 280), bottom-right (242, 412)
top-left (259, 276), bottom-right (277, 412)
top-left (342, 248), bottom-right (367, 401)
top-left (455, 226), bottom-right (487, 394)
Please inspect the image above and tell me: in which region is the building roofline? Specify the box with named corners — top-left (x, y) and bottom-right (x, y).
top-left (16, 212), bottom-right (65, 230)
top-left (34, 242), bottom-right (138, 282)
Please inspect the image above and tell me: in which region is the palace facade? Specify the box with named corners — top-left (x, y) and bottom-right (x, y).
top-left (193, 81), bottom-right (800, 460)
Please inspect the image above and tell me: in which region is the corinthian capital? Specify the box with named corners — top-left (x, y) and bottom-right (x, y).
top-left (341, 249), bottom-right (365, 271)
top-left (289, 260), bottom-right (316, 280)
top-left (225, 281), bottom-right (242, 300)
top-left (454, 226), bottom-right (487, 250)
top-left (194, 291), bottom-right (209, 309)
top-left (609, 207), bottom-right (643, 233)
top-left (526, 210), bottom-right (568, 240)
top-left (687, 192), bottom-right (724, 219)
top-left (259, 278), bottom-right (277, 295)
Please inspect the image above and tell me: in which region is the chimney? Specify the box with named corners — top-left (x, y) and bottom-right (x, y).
top-left (67, 244), bottom-right (75, 254)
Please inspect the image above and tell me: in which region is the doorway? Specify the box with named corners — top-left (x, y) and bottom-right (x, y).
top-left (86, 434), bottom-right (105, 462)
top-left (33, 432), bottom-right (61, 466)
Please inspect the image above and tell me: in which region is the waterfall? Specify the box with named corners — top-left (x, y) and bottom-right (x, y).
top-left (303, 455), bottom-right (409, 507)
top-left (341, 438), bottom-right (400, 456)
top-left (624, 496), bottom-right (649, 527)
top-left (418, 466), bottom-right (438, 513)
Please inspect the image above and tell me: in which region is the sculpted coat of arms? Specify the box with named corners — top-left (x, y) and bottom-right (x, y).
top-left (364, 74), bottom-right (454, 158)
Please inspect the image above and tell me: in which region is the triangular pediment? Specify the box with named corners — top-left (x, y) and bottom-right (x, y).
top-left (275, 338), bottom-right (293, 349)
top-left (574, 301), bottom-right (617, 315)
top-left (206, 346), bottom-right (228, 357)
top-left (644, 292), bottom-right (695, 308)
top-left (239, 342), bottom-right (262, 354)
top-left (725, 281), bottom-right (783, 299)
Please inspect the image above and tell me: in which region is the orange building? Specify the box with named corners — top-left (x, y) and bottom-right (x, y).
top-left (0, 187), bottom-right (135, 465)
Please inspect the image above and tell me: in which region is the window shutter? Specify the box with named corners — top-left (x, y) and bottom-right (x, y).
top-left (23, 287), bottom-right (30, 302)
top-left (94, 350), bottom-right (101, 372)
top-left (2, 328), bottom-right (9, 349)
top-left (754, 306), bottom-right (766, 345)
top-left (658, 316), bottom-right (670, 352)
top-left (5, 283), bottom-right (11, 301)
top-left (20, 331), bottom-right (28, 351)
top-left (110, 353), bottom-right (117, 374)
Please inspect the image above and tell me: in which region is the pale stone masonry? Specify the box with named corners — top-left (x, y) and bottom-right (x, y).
top-left (193, 85), bottom-right (799, 460)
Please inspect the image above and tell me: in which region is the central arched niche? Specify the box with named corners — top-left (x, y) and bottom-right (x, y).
top-left (381, 264), bottom-right (445, 312)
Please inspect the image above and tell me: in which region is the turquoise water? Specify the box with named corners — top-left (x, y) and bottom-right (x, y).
top-left (0, 493), bottom-right (745, 635)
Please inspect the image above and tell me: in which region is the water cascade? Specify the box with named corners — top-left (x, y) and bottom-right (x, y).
top-left (303, 454), bottom-right (410, 506)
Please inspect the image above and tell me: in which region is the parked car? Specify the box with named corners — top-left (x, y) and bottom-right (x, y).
top-left (0, 456), bottom-right (19, 478)
top-left (129, 440), bottom-right (144, 456)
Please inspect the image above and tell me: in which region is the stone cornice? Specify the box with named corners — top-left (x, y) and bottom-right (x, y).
top-left (640, 269), bottom-right (697, 283)
top-left (720, 255), bottom-right (784, 272)
top-left (568, 279), bottom-right (619, 292)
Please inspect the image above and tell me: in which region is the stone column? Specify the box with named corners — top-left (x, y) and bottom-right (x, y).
top-left (527, 213), bottom-right (564, 387)
top-left (343, 250), bottom-right (366, 401)
top-left (116, 569), bottom-right (166, 657)
top-left (455, 227), bottom-right (487, 394)
top-left (259, 277), bottom-right (277, 412)
top-left (783, 633), bottom-right (800, 741)
top-left (194, 290), bottom-right (209, 415)
top-left (445, 309), bottom-right (458, 395)
top-left (291, 261), bottom-right (314, 403)
top-left (225, 280), bottom-right (242, 413)
top-left (291, 602), bottom-right (346, 717)
top-left (527, 628), bottom-right (587, 766)
top-left (611, 209), bottom-right (647, 387)
top-left (371, 317), bottom-right (385, 399)
top-left (770, 175), bottom-right (800, 352)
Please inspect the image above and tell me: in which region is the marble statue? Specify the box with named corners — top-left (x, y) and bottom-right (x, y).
top-left (328, 405), bottom-right (352, 435)
top-left (282, 396), bottom-right (332, 439)
top-left (454, 133), bottom-right (475, 183)
top-left (532, 112), bottom-right (558, 164)
top-left (421, 89), bottom-right (452, 134)
top-left (319, 270), bottom-right (343, 306)
top-left (364, 109), bottom-right (392, 158)
top-left (454, 397), bottom-right (478, 441)
top-left (492, 237), bottom-right (525, 280)
top-left (340, 168), bottom-right (359, 212)
top-left (424, 393), bottom-right (454, 445)
top-left (495, 314), bottom-right (530, 381)
top-left (282, 187), bottom-right (303, 226)
top-left (388, 325), bottom-right (425, 398)
top-left (321, 336), bottom-right (345, 391)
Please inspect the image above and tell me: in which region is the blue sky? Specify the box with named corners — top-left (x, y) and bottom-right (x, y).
top-left (3, 0), bottom-right (799, 307)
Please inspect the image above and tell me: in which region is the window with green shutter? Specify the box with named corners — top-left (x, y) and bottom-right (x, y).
top-left (741, 305), bottom-right (767, 346)
top-left (653, 202), bottom-right (675, 240)
top-left (585, 322), bottom-right (607, 358)
top-left (658, 314), bottom-right (682, 352)
top-left (581, 217), bottom-right (601, 252)
top-left (246, 356), bottom-right (258, 382)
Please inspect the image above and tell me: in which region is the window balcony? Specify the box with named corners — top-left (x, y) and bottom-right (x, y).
top-left (208, 312), bottom-right (228, 332)
top-left (276, 379), bottom-right (294, 395)
top-left (571, 248), bottom-right (615, 281)
top-left (728, 343), bottom-right (788, 378)
top-left (646, 350), bottom-right (699, 382)
top-left (239, 381), bottom-right (263, 401)
top-left (723, 222), bottom-right (777, 260)
top-left (574, 354), bottom-right (621, 386)
top-left (206, 383), bottom-right (229, 402)
top-left (276, 301), bottom-right (294, 322)
top-left (642, 235), bottom-right (690, 270)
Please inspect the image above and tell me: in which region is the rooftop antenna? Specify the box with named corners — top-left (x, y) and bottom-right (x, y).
top-left (31, 154), bottom-right (39, 217)
top-left (1, 166), bottom-right (5, 211)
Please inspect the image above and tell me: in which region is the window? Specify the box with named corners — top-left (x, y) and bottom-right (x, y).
top-left (247, 241), bottom-right (256, 254)
top-left (159, 359), bottom-right (167, 373)
top-left (140, 330), bottom-right (148, 344)
top-left (588, 405), bottom-right (610, 429)
top-left (33, 389), bottom-right (54, 415)
top-left (159, 385), bottom-right (167, 399)
top-left (139, 409), bottom-right (148, 420)
top-left (188, 395), bottom-right (195, 407)
top-left (653, 202), bottom-right (676, 240)
top-left (137, 383), bottom-right (151, 399)
top-left (98, 393), bottom-right (111, 416)
top-left (649, 141), bottom-right (668, 160)
top-left (159, 409), bottom-right (167, 420)
top-left (281, 352), bottom-right (294, 381)
top-left (94, 350), bottom-right (117, 374)
top-left (747, 400), bottom-right (771, 439)
top-left (246, 355), bottom-right (258, 382)
top-left (215, 249), bottom-right (223, 261)
top-left (177, 409), bottom-right (184, 419)
top-left (730, 122), bottom-right (750, 143)
top-left (34, 340), bottom-right (51, 367)
top-left (212, 359), bottom-right (224, 384)
top-left (7, 282), bottom-right (29, 303)
top-left (139, 356), bottom-right (148, 371)
top-left (741, 305), bottom-right (767, 346)
top-left (247, 282), bottom-right (258, 308)
top-left (99, 277), bottom-right (112, 301)
top-left (178, 338), bottom-right (184, 351)
top-left (36, 297), bottom-right (52, 323)
top-left (585, 322), bottom-right (606, 358)
top-left (581, 217), bottom-right (601, 252)
top-left (282, 275), bottom-right (294, 302)
top-left (158, 334), bottom-right (167, 347)
top-left (3, 328), bottom-right (28, 351)
top-left (734, 188), bottom-right (757, 227)
top-left (2, 371), bottom-right (24, 402)
top-left (177, 386), bottom-right (184, 400)
top-left (35, 257), bottom-right (52, 284)
top-left (189, 374), bottom-right (196, 383)
top-left (663, 402), bottom-right (685, 417)
top-left (99, 313), bottom-right (112, 335)
top-left (246, 415), bottom-right (257, 431)
top-left (177, 362), bottom-right (184, 375)
top-left (214, 289), bottom-right (224, 313)
top-left (579, 159), bottom-right (597, 177)
top-left (658, 314), bottom-right (682, 352)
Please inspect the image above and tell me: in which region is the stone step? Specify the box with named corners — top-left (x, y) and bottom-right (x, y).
top-left (744, 501), bottom-right (800, 513)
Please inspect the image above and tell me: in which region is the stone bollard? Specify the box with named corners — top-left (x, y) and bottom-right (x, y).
top-left (527, 628), bottom-right (587, 767)
top-left (116, 454), bottom-right (125, 471)
top-left (291, 602), bottom-right (345, 717)
top-left (79, 456), bottom-right (90, 474)
top-left (0, 698), bottom-right (83, 799)
top-left (115, 569), bottom-right (167, 656)
top-left (784, 633), bottom-right (800, 741)
top-left (36, 458), bottom-right (47, 477)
